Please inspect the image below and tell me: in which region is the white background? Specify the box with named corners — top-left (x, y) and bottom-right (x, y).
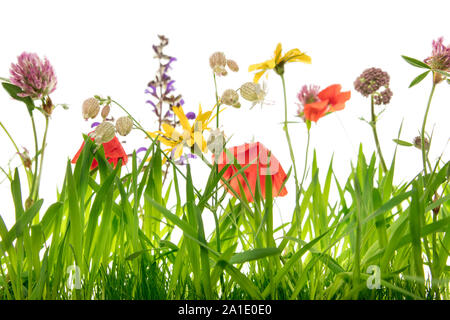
top-left (0, 0), bottom-right (449, 230)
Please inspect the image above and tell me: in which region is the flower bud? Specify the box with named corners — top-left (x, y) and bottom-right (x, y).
top-left (101, 105), bottom-right (111, 119)
top-left (221, 89), bottom-right (240, 108)
top-left (82, 97), bottom-right (100, 120)
top-left (115, 116), bottom-right (133, 136)
top-left (226, 59), bottom-right (239, 72)
top-left (92, 121), bottom-right (116, 145)
top-left (413, 136), bottom-right (430, 151)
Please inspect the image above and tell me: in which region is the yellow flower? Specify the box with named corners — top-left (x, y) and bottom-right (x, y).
top-left (248, 43), bottom-right (311, 82)
top-left (149, 104), bottom-right (216, 161)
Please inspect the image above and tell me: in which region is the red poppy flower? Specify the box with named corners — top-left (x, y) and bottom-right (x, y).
top-left (71, 132), bottom-right (128, 170)
top-left (215, 142), bottom-right (288, 203)
top-left (303, 84), bottom-right (351, 122)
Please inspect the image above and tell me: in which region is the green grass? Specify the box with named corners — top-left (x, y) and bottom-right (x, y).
top-left (1, 127), bottom-right (449, 300)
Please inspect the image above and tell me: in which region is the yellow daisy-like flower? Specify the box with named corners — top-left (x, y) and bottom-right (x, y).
top-left (149, 104), bottom-right (216, 161)
top-left (248, 43), bottom-right (311, 83)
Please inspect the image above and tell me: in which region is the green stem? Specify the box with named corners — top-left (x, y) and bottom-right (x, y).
top-left (421, 80), bottom-right (436, 178)
top-left (213, 73), bottom-right (220, 128)
top-left (370, 96), bottom-right (387, 173)
top-left (33, 115), bottom-right (49, 201)
top-left (299, 128), bottom-right (310, 193)
top-left (28, 113), bottom-right (39, 204)
top-left (280, 75), bottom-right (300, 214)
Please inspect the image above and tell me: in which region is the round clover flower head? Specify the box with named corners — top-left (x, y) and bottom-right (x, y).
top-left (9, 52), bottom-right (57, 100)
top-left (373, 88), bottom-right (393, 105)
top-left (115, 116), bottom-right (133, 136)
top-left (354, 67), bottom-right (390, 97)
top-left (297, 84), bottom-right (320, 106)
top-left (92, 121), bottom-right (116, 145)
top-left (82, 98), bottom-right (100, 120)
top-left (424, 37), bottom-right (450, 71)
top-left (296, 85), bottom-right (320, 120)
top-left (221, 89), bottom-right (240, 108)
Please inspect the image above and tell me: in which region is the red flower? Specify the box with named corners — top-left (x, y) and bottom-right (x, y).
top-left (303, 84), bottom-right (351, 122)
top-left (215, 142), bottom-right (288, 203)
top-left (71, 132), bottom-right (128, 170)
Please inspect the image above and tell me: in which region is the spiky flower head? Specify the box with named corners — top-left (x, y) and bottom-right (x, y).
top-left (239, 82), bottom-right (270, 109)
top-left (354, 68), bottom-right (390, 97)
top-left (92, 121), bottom-right (116, 145)
top-left (115, 116), bottom-right (133, 136)
top-left (296, 85), bottom-right (320, 119)
top-left (82, 98), bottom-right (100, 120)
top-left (221, 89), bottom-right (241, 108)
top-left (424, 37), bottom-right (450, 71)
top-left (9, 52), bottom-right (57, 99)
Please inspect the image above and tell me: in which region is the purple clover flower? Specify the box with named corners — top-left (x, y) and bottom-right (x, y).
top-left (9, 52), bottom-right (57, 99)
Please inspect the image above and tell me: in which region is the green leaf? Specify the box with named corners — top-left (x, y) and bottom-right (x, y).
top-left (401, 55), bottom-right (431, 69)
top-left (393, 139), bottom-right (414, 147)
top-left (408, 70), bottom-right (430, 88)
top-left (229, 247), bottom-right (280, 265)
top-left (2, 82), bottom-right (35, 115)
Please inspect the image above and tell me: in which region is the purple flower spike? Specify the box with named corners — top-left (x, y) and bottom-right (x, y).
top-left (186, 112), bottom-right (196, 120)
top-left (91, 122), bottom-right (100, 128)
top-left (180, 99), bottom-right (185, 106)
top-left (9, 52), bottom-right (57, 99)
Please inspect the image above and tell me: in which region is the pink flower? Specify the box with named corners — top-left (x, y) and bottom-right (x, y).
top-left (9, 52), bottom-right (57, 99)
top-left (424, 37), bottom-right (450, 71)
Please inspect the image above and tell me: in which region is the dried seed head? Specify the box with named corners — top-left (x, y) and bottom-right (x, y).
top-left (115, 116), bottom-right (133, 136)
top-left (92, 121), bottom-right (116, 145)
top-left (221, 89), bottom-right (240, 108)
top-left (82, 97), bottom-right (100, 120)
top-left (226, 59), bottom-right (239, 72)
top-left (101, 105), bottom-right (111, 119)
top-left (209, 52), bottom-right (227, 69)
top-left (413, 136), bottom-right (430, 150)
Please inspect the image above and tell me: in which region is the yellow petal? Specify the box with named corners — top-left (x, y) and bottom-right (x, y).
top-left (283, 49), bottom-right (311, 64)
top-left (173, 105), bottom-right (191, 132)
top-left (174, 144), bottom-right (184, 159)
top-left (253, 70), bottom-right (267, 83)
top-left (193, 131), bottom-right (207, 152)
top-left (161, 123), bottom-right (181, 140)
top-left (274, 43), bottom-right (283, 64)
